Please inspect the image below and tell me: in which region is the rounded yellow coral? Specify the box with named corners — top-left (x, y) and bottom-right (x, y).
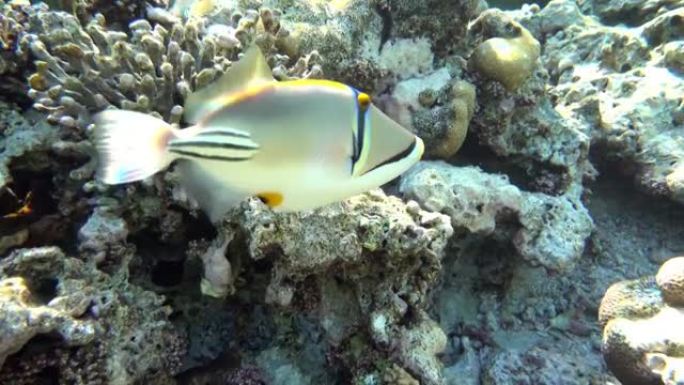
top-left (468, 21), bottom-right (540, 91)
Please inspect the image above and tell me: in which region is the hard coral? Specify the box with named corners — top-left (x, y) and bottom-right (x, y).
top-left (599, 256), bottom-right (684, 385)
top-left (24, 8), bottom-right (238, 130)
top-left (0, 2), bottom-right (32, 103)
top-left (22, 2), bottom-right (313, 135)
top-left (656, 257), bottom-right (684, 307)
top-left (468, 10), bottom-right (541, 91)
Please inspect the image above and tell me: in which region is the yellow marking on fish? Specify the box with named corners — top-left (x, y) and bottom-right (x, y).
top-left (281, 79), bottom-right (350, 92)
top-left (210, 79), bottom-right (350, 111)
top-left (257, 192), bottom-right (284, 208)
top-left (155, 126), bottom-right (173, 151)
top-left (211, 82), bottom-right (275, 110)
top-left (357, 92), bottom-right (371, 110)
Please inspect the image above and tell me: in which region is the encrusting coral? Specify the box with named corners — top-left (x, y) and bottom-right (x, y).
top-left (599, 256), bottom-right (684, 385)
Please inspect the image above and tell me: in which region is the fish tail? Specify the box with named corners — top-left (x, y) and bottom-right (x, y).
top-left (92, 109), bottom-right (178, 184)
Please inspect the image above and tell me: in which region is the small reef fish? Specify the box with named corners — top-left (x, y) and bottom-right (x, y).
top-left (2, 191), bottom-right (32, 219)
top-left (93, 46), bottom-right (424, 222)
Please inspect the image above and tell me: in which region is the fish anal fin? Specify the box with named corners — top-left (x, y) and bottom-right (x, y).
top-left (178, 162), bottom-right (249, 223)
top-left (185, 45), bottom-right (275, 123)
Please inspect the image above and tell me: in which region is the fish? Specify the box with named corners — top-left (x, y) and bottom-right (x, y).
top-left (92, 46), bottom-right (424, 222)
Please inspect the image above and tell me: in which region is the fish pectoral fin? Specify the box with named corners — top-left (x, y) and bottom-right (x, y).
top-left (185, 45), bottom-right (275, 123)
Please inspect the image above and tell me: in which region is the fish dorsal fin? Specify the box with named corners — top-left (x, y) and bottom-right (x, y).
top-left (184, 45), bottom-right (275, 123)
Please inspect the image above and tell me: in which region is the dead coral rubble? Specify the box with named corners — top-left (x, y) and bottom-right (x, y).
top-left (0, 247), bottom-right (186, 385)
top-left (400, 161), bottom-right (593, 272)
top-left (529, 0), bottom-right (684, 204)
top-left (203, 190), bottom-right (453, 384)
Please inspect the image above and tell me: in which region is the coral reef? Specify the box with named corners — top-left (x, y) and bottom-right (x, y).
top-left (465, 8), bottom-right (594, 195)
top-left (0, 247), bottom-right (185, 384)
top-left (211, 190), bottom-right (454, 384)
top-left (1, 0), bottom-right (684, 384)
top-left (576, 0), bottom-right (684, 25)
top-left (400, 161), bottom-right (593, 272)
top-left (24, 6), bottom-right (237, 130)
top-left (599, 256), bottom-right (684, 385)
top-left (528, 0), bottom-right (684, 203)
top-left (0, 2), bottom-right (32, 104)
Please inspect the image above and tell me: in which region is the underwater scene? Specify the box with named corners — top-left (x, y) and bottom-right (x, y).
top-left (0, 0), bottom-right (684, 384)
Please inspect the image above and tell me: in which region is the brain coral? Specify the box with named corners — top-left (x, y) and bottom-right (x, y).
top-left (599, 256), bottom-right (684, 385)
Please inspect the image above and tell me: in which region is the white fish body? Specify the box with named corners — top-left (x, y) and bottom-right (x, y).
top-left (93, 46), bottom-right (424, 222)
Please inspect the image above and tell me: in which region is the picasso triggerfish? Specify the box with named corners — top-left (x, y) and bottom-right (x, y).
top-left (92, 46), bottom-right (424, 221)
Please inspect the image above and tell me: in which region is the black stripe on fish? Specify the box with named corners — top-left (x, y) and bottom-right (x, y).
top-left (351, 89), bottom-right (368, 172)
top-left (169, 139), bottom-right (259, 151)
top-left (197, 129), bottom-right (252, 139)
top-left (169, 148), bottom-right (253, 161)
top-left (363, 139), bottom-right (417, 174)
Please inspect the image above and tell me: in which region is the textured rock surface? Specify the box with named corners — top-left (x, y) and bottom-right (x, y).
top-left (212, 190), bottom-right (454, 384)
top-left (0, 247), bottom-right (185, 384)
top-left (529, 0), bottom-right (684, 204)
top-left (401, 161), bottom-right (593, 271)
top-left (465, 7), bottom-right (594, 195)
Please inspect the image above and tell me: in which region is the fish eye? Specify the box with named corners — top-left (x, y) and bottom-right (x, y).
top-left (357, 92), bottom-right (371, 111)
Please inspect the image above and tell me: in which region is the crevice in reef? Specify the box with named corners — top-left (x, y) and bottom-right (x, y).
top-left (130, 207), bottom-right (216, 289)
top-left (450, 132), bottom-right (550, 194)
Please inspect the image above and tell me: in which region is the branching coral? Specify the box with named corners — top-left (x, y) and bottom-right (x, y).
top-left (22, 2), bottom-right (319, 134)
top-left (0, 2), bottom-right (32, 103)
top-left (24, 8), bottom-right (237, 130)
